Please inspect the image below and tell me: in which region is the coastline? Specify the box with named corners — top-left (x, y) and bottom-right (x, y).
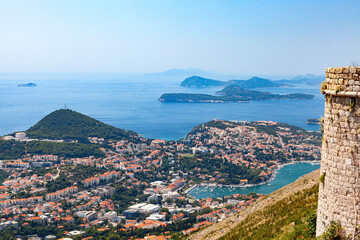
top-left (185, 160), bottom-right (320, 195)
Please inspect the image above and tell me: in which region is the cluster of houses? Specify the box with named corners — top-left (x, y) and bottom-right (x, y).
top-left (0, 120), bottom-right (321, 239)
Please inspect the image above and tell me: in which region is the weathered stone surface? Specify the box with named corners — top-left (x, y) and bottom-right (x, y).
top-left (317, 67), bottom-right (360, 237)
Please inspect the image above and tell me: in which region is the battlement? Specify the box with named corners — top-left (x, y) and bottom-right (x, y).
top-left (322, 67), bottom-right (360, 96)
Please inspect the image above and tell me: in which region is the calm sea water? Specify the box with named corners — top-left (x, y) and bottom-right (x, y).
top-left (187, 162), bottom-right (320, 199)
top-left (0, 73), bottom-right (323, 140)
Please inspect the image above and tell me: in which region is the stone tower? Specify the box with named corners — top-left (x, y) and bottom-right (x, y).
top-left (317, 66), bottom-right (360, 237)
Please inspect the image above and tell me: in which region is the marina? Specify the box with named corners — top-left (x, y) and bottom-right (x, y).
top-left (187, 162), bottom-right (320, 199)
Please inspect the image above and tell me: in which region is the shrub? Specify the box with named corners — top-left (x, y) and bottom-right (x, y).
top-left (319, 173), bottom-right (326, 184)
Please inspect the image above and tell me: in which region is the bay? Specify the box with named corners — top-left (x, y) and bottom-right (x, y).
top-left (187, 162), bottom-right (320, 199)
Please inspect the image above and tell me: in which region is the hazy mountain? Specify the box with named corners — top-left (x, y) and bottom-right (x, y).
top-left (180, 76), bottom-right (227, 87)
top-left (146, 68), bottom-right (214, 77)
top-left (181, 76), bottom-right (291, 88)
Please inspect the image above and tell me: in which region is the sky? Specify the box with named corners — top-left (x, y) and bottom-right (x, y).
top-left (0, 0), bottom-right (359, 75)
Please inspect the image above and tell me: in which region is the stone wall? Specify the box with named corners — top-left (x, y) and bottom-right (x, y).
top-left (317, 66), bottom-right (360, 237)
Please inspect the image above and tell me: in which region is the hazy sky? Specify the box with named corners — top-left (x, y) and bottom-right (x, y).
top-left (1, 0), bottom-right (359, 75)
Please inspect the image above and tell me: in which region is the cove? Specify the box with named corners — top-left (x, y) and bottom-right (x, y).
top-left (187, 162), bottom-right (320, 199)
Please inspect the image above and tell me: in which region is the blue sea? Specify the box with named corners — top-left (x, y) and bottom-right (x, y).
top-left (0, 73), bottom-right (323, 140)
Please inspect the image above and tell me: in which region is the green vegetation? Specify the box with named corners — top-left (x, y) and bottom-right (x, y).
top-left (349, 98), bottom-right (356, 112)
top-left (320, 81), bottom-right (328, 94)
top-left (159, 85), bottom-right (314, 103)
top-left (0, 222), bottom-right (83, 240)
top-left (319, 173), bottom-right (325, 184)
top-left (46, 165), bottom-right (107, 192)
top-left (216, 85), bottom-right (314, 100)
top-left (318, 221), bottom-right (343, 240)
top-left (228, 77), bottom-right (288, 89)
top-left (175, 153), bottom-right (263, 184)
top-left (219, 184), bottom-right (319, 240)
top-left (25, 109), bottom-right (138, 142)
top-left (111, 185), bottom-right (147, 213)
top-left (0, 170), bottom-right (10, 184)
top-left (0, 140), bottom-right (104, 159)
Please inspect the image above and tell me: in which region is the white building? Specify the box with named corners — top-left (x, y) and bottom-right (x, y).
top-left (146, 213), bottom-right (165, 221)
top-left (103, 211), bottom-right (117, 220)
top-left (15, 132), bottom-right (27, 140)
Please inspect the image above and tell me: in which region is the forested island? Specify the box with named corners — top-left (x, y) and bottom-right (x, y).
top-left (159, 85), bottom-right (314, 102)
top-left (180, 74), bottom-right (324, 88)
top-left (180, 76), bottom-right (290, 88)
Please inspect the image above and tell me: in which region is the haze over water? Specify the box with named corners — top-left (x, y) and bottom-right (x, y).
top-left (0, 73), bottom-right (323, 140)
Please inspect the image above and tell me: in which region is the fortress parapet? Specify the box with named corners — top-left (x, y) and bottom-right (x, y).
top-left (317, 66), bottom-right (360, 237)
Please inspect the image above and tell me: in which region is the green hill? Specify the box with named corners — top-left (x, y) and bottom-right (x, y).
top-left (25, 109), bottom-right (138, 142)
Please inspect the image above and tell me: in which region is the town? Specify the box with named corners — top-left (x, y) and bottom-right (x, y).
top-left (0, 120), bottom-right (321, 240)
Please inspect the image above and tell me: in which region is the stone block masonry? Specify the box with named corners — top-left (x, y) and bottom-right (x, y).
top-left (317, 67), bottom-right (360, 237)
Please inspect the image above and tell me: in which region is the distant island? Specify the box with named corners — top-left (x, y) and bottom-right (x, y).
top-left (306, 118), bottom-right (321, 125)
top-left (180, 76), bottom-right (290, 88)
top-left (278, 74), bottom-right (325, 86)
top-left (18, 83), bottom-right (37, 87)
top-left (181, 76), bottom-right (227, 87)
top-left (180, 74), bottom-right (324, 88)
top-left (159, 85), bottom-right (314, 103)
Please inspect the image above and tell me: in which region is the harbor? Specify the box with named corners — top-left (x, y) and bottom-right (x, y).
top-left (187, 161), bottom-right (320, 199)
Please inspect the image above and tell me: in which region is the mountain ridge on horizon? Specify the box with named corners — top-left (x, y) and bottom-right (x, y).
top-left (180, 75), bottom-right (322, 88)
top-left (146, 68), bottom-right (324, 81)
